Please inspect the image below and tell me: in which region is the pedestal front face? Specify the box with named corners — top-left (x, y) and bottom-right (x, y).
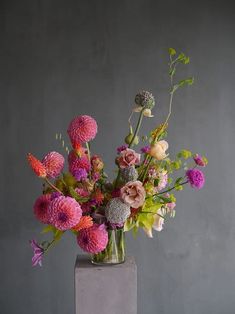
top-left (75, 255), bottom-right (137, 314)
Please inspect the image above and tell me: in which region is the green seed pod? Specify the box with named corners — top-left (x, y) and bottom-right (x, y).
top-left (125, 134), bottom-right (139, 145)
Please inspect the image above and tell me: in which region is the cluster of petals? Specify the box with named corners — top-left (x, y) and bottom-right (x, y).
top-left (33, 194), bottom-right (52, 224)
top-left (27, 151), bottom-right (64, 179)
top-left (77, 224), bottom-right (108, 254)
top-left (67, 115), bottom-right (98, 144)
top-left (42, 151), bottom-right (64, 179)
top-left (72, 216), bottom-right (93, 232)
top-left (117, 148), bottom-right (141, 169)
top-left (186, 168), bottom-right (205, 189)
top-left (120, 180), bottom-right (146, 209)
top-left (49, 196), bottom-right (82, 230)
top-left (27, 153), bottom-right (47, 178)
top-left (149, 140), bottom-right (169, 160)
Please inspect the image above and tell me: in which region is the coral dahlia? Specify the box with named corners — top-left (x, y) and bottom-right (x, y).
top-left (77, 224), bottom-right (108, 254)
top-left (67, 115), bottom-right (98, 144)
top-left (49, 196), bottom-right (82, 230)
top-left (42, 151), bottom-right (64, 179)
top-left (72, 216), bottom-right (93, 231)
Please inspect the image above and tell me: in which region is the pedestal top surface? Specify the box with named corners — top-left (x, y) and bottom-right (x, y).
top-left (75, 255), bottom-right (136, 270)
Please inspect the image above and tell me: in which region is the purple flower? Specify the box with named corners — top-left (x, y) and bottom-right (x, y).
top-left (117, 144), bottom-right (128, 154)
top-left (30, 240), bottom-right (44, 267)
top-left (186, 169), bottom-right (205, 189)
top-left (72, 168), bottom-right (88, 181)
top-left (51, 192), bottom-right (61, 200)
top-left (140, 145), bottom-right (150, 154)
top-left (193, 154), bottom-right (207, 167)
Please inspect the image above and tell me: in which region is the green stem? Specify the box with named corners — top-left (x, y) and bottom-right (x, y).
top-left (44, 178), bottom-right (63, 195)
top-left (156, 181), bottom-right (188, 195)
top-left (129, 109), bottom-right (144, 148)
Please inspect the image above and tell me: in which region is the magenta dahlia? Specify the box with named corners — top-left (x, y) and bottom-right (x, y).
top-left (186, 168), bottom-right (205, 189)
top-left (67, 115), bottom-right (98, 144)
top-left (49, 196), bottom-right (82, 230)
top-left (42, 151), bottom-right (65, 178)
top-left (33, 194), bottom-right (51, 224)
top-left (77, 224), bottom-right (108, 254)
top-left (68, 154), bottom-right (91, 174)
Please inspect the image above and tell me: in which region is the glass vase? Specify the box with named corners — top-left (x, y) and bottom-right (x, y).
top-left (91, 228), bottom-right (125, 265)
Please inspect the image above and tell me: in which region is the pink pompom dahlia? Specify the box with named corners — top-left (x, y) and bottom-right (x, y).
top-left (34, 194), bottom-right (52, 224)
top-left (27, 153), bottom-right (47, 178)
top-left (77, 224), bottom-right (108, 254)
top-left (67, 115), bottom-right (98, 144)
top-left (42, 151), bottom-right (65, 179)
top-left (49, 196), bottom-right (82, 230)
top-left (68, 153), bottom-right (91, 174)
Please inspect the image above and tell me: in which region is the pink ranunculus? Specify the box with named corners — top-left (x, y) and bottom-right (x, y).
top-left (117, 148), bottom-right (141, 169)
top-left (120, 180), bottom-right (146, 209)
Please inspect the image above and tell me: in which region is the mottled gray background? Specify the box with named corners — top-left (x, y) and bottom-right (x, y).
top-left (1, 0), bottom-right (235, 313)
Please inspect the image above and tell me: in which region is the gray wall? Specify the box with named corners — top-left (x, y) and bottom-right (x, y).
top-left (1, 0), bottom-right (235, 313)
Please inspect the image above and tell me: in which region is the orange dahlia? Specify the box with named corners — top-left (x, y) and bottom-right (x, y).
top-left (27, 153), bottom-right (47, 178)
top-left (72, 215), bottom-right (93, 231)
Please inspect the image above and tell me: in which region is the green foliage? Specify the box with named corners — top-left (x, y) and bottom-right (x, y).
top-left (171, 77), bottom-right (194, 93)
top-left (41, 225), bottom-right (57, 234)
top-left (169, 48), bottom-right (176, 56)
top-left (177, 149), bottom-right (192, 159)
top-left (68, 186), bottom-right (89, 203)
top-left (171, 159), bottom-right (182, 170)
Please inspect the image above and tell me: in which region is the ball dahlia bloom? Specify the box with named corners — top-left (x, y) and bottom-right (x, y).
top-left (42, 151), bottom-right (64, 179)
top-left (120, 180), bottom-right (146, 208)
top-left (27, 153), bottom-right (47, 178)
top-left (186, 168), bottom-right (205, 189)
top-left (117, 148), bottom-right (141, 169)
top-left (49, 196), bottom-right (82, 231)
top-left (33, 194), bottom-right (52, 224)
top-left (68, 153), bottom-right (91, 174)
top-left (77, 224), bottom-right (108, 254)
top-left (67, 115), bottom-right (98, 144)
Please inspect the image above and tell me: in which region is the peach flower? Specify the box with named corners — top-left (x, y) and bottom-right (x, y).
top-left (117, 148), bottom-right (141, 169)
top-left (120, 180), bottom-right (146, 208)
top-left (149, 140), bottom-right (169, 160)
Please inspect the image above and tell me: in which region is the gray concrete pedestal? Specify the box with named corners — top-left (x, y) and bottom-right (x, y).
top-left (75, 255), bottom-right (137, 314)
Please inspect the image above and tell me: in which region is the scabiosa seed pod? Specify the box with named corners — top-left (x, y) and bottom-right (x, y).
top-left (67, 115), bottom-right (98, 144)
top-left (27, 153), bottom-right (47, 178)
top-left (49, 196), bottom-right (82, 231)
top-left (134, 90), bottom-right (155, 109)
top-left (120, 166), bottom-right (138, 183)
top-left (33, 194), bottom-right (51, 224)
top-left (42, 151), bottom-right (64, 179)
top-left (77, 224), bottom-right (108, 254)
top-left (105, 197), bottom-right (131, 224)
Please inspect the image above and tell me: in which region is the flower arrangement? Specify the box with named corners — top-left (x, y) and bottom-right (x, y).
top-left (28, 48), bottom-right (207, 266)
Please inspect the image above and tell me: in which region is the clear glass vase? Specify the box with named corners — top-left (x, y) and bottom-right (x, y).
top-left (91, 228), bottom-right (125, 265)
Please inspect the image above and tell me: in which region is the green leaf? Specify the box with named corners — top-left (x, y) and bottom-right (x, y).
top-left (171, 159), bottom-right (182, 170)
top-left (177, 149), bottom-right (192, 159)
top-left (175, 177), bottom-right (184, 185)
top-left (157, 195), bottom-right (172, 203)
top-left (178, 77), bottom-right (194, 88)
top-left (169, 48), bottom-right (176, 56)
top-left (41, 225), bottom-right (56, 234)
top-left (175, 185), bottom-right (184, 191)
top-left (54, 230), bottom-right (64, 241)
